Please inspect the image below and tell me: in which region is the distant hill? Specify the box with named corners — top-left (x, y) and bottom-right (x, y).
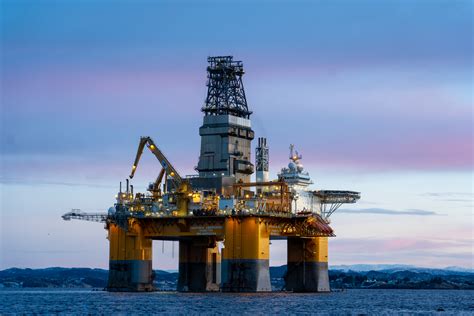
top-left (0, 268), bottom-right (108, 288)
top-left (271, 265), bottom-right (474, 290)
top-left (0, 268), bottom-right (177, 289)
top-left (330, 264), bottom-right (474, 274)
top-left (1, 266), bottom-right (472, 290)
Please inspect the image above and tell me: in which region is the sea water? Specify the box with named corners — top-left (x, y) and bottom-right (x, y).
top-left (0, 289), bottom-right (473, 315)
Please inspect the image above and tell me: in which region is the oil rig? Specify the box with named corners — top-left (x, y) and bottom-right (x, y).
top-left (63, 56), bottom-right (360, 292)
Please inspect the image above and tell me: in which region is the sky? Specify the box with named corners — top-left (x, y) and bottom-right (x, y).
top-left (1, 0), bottom-right (472, 270)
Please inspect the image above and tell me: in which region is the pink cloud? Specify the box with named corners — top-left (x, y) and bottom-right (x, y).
top-left (329, 237), bottom-right (473, 268)
top-left (2, 66), bottom-right (204, 117)
top-left (291, 131), bottom-right (473, 171)
top-left (3, 62), bottom-right (471, 172)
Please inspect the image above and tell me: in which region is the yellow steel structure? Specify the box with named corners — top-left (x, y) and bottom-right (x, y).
top-left (107, 221), bottom-right (153, 291)
top-left (103, 213), bottom-right (333, 292)
top-left (286, 236), bottom-right (329, 292)
top-left (221, 217), bottom-right (271, 291)
top-left (223, 217), bottom-right (270, 261)
top-left (178, 237), bottom-right (221, 292)
top-left (108, 222), bottom-right (152, 262)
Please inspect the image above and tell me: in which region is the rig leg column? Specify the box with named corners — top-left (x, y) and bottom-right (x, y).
top-left (286, 237), bottom-right (330, 292)
top-left (107, 222), bottom-right (154, 292)
top-left (221, 217), bottom-right (271, 292)
top-left (177, 237), bottom-right (221, 292)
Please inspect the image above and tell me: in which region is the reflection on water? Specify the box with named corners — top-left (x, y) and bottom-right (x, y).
top-left (1, 289), bottom-right (473, 315)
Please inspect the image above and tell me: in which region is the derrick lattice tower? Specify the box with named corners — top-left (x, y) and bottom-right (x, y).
top-left (196, 56), bottom-right (254, 185)
top-left (202, 56), bottom-right (251, 118)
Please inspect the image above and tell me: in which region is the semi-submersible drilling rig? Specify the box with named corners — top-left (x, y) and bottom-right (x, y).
top-left (63, 56), bottom-right (360, 292)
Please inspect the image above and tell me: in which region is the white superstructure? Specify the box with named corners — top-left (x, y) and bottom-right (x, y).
top-left (278, 144), bottom-right (321, 214)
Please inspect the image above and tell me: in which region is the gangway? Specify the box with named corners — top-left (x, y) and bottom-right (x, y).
top-left (61, 209), bottom-right (108, 223)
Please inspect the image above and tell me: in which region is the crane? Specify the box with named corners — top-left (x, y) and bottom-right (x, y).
top-left (129, 136), bottom-right (184, 192)
top-left (129, 136), bottom-right (192, 216)
top-left (147, 168), bottom-right (166, 198)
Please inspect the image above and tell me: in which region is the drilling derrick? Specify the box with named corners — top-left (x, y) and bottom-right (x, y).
top-left (195, 56), bottom-right (254, 188)
top-left (202, 56), bottom-right (251, 118)
top-left (62, 55), bottom-right (361, 294)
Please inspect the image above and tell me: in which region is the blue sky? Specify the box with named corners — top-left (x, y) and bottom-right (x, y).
top-left (1, 0), bottom-right (472, 269)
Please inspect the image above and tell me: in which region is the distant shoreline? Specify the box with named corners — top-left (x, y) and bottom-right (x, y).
top-left (1, 266), bottom-right (473, 290)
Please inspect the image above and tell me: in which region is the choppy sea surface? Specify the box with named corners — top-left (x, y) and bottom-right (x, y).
top-left (0, 289), bottom-right (473, 315)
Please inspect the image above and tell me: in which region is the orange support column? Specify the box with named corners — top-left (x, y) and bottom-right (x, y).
top-left (107, 221), bottom-right (153, 291)
top-left (177, 237), bottom-right (221, 292)
top-left (286, 237), bottom-right (330, 292)
top-left (221, 217), bottom-right (271, 292)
